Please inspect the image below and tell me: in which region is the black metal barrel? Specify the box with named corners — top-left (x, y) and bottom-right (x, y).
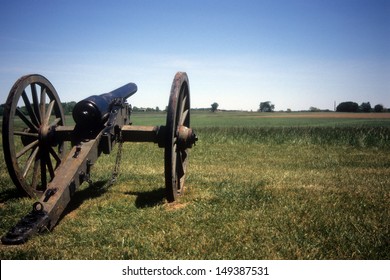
top-left (72, 83), bottom-right (137, 127)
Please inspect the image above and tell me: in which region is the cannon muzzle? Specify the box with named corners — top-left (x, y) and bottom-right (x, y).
top-left (72, 83), bottom-right (137, 127)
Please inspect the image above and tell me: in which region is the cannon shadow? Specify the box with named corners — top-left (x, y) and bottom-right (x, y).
top-left (0, 187), bottom-right (21, 203)
top-left (61, 180), bottom-right (111, 218)
top-left (62, 182), bottom-right (165, 220)
top-left (125, 187), bottom-right (166, 208)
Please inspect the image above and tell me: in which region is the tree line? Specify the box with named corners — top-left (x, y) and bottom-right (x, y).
top-left (256, 101), bottom-right (387, 113)
top-left (336, 102), bottom-right (386, 113)
top-left (257, 101), bottom-right (387, 113)
top-left (1, 100), bottom-right (388, 116)
top-left (206, 100), bottom-right (389, 113)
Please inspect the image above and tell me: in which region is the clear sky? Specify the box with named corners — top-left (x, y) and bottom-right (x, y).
top-left (0, 0), bottom-right (389, 111)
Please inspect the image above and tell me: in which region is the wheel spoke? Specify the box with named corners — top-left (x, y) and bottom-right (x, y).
top-left (179, 108), bottom-right (189, 126)
top-left (46, 152), bottom-right (55, 180)
top-left (22, 146), bottom-right (39, 178)
top-left (40, 149), bottom-right (47, 189)
top-left (14, 131), bottom-right (39, 138)
top-left (177, 151), bottom-right (185, 180)
top-left (31, 83), bottom-right (41, 122)
top-left (177, 93), bottom-right (186, 125)
top-left (172, 142), bottom-right (177, 181)
top-left (32, 157), bottom-right (40, 190)
top-left (45, 99), bottom-right (55, 125)
top-left (179, 89), bottom-right (190, 126)
top-left (49, 117), bottom-right (61, 127)
top-left (16, 140), bottom-right (39, 159)
top-left (181, 93), bottom-right (187, 114)
top-left (40, 87), bottom-right (46, 123)
top-left (179, 148), bottom-right (188, 181)
top-left (49, 146), bottom-right (62, 169)
top-left (15, 107), bottom-right (38, 132)
top-left (21, 90), bottom-right (40, 127)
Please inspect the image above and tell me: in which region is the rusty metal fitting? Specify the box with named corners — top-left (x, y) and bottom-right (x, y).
top-left (177, 126), bottom-right (198, 149)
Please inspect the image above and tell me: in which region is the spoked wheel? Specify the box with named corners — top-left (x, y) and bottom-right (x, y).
top-left (2, 74), bottom-right (66, 198)
top-left (164, 72), bottom-right (197, 202)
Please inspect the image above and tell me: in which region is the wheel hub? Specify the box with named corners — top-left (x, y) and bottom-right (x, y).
top-left (38, 124), bottom-right (51, 143)
top-left (177, 125), bottom-right (198, 149)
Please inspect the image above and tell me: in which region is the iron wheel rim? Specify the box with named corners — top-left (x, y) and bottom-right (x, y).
top-left (2, 74), bottom-right (66, 198)
top-left (164, 72), bottom-right (191, 202)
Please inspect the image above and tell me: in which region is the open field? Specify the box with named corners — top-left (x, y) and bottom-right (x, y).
top-left (132, 111), bottom-right (390, 128)
top-left (0, 112), bottom-right (389, 259)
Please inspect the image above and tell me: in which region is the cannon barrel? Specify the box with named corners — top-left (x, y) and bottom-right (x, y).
top-left (72, 83), bottom-right (137, 127)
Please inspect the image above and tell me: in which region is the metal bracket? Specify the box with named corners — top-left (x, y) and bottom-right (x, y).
top-left (43, 188), bottom-right (58, 202)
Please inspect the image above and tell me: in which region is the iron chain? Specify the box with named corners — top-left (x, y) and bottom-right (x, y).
top-left (110, 133), bottom-right (123, 185)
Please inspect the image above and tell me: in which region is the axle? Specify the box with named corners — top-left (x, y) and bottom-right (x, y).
top-left (120, 125), bottom-right (197, 149)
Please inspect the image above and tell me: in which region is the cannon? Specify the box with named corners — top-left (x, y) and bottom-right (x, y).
top-left (1, 72), bottom-right (197, 245)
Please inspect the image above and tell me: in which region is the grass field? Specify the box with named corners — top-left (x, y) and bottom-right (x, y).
top-left (134, 111), bottom-right (390, 128)
top-left (0, 111), bottom-right (389, 259)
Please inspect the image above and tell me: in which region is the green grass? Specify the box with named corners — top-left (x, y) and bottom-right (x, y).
top-left (188, 111), bottom-right (390, 128)
top-left (132, 111), bottom-right (390, 128)
top-left (0, 112), bottom-right (389, 259)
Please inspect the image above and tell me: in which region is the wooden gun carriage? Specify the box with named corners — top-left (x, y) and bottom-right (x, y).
top-left (1, 72), bottom-right (197, 244)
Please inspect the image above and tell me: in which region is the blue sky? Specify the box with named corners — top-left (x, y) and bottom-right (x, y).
top-left (1, 0), bottom-right (389, 111)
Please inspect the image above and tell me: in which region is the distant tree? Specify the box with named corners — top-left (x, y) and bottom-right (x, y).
top-left (156, 106), bottom-right (160, 112)
top-left (309, 106), bottom-right (320, 112)
top-left (359, 102), bottom-right (371, 112)
top-left (374, 104), bottom-right (384, 112)
top-left (336, 101), bottom-right (359, 112)
top-left (259, 101), bottom-right (275, 112)
top-left (211, 102), bottom-right (219, 112)
top-left (62, 101), bottom-right (77, 114)
top-left (18, 106), bottom-right (28, 115)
